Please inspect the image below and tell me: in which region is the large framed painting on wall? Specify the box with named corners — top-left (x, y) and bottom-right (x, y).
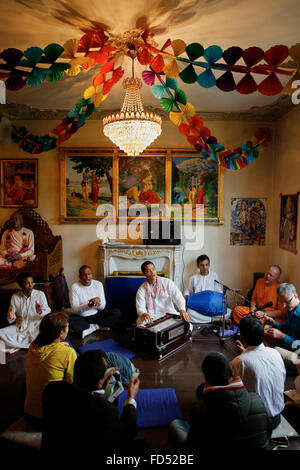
top-left (59, 148), bottom-right (224, 223)
top-left (171, 155), bottom-right (223, 223)
top-left (59, 148), bottom-right (115, 222)
top-left (0, 159), bottom-right (38, 207)
top-left (118, 155), bottom-right (167, 219)
top-left (279, 192), bottom-right (299, 254)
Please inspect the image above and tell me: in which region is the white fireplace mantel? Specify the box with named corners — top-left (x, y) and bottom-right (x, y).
top-left (98, 244), bottom-right (183, 289)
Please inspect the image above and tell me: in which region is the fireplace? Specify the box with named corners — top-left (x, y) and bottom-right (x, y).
top-left (98, 243), bottom-right (183, 289)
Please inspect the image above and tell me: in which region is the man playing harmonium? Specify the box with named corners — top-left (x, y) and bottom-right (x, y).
top-left (135, 261), bottom-right (190, 326)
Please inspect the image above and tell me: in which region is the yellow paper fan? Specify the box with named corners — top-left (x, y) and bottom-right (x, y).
top-left (171, 39), bottom-right (186, 56)
top-left (94, 92), bottom-right (108, 107)
top-left (163, 59), bottom-right (180, 78)
top-left (83, 86), bottom-right (97, 100)
top-left (61, 39), bottom-right (80, 58)
top-left (169, 102), bottom-right (196, 126)
top-left (66, 57), bottom-right (91, 76)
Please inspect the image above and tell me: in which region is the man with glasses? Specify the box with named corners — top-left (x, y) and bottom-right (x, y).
top-left (264, 283), bottom-right (300, 371)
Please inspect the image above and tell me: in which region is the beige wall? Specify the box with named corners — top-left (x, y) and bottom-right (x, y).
top-left (272, 105), bottom-right (300, 291)
top-left (0, 117), bottom-right (276, 300)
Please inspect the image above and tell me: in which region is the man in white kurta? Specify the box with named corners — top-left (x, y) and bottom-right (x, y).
top-left (69, 265), bottom-right (121, 336)
top-left (184, 254), bottom-right (230, 323)
top-left (136, 261), bottom-right (190, 326)
top-left (0, 274), bottom-right (50, 350)
top-left (0, 213), bottom-right (35, 268)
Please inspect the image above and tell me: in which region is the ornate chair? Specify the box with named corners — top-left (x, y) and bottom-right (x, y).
top-left (0, 206), bottom-right (62, 285)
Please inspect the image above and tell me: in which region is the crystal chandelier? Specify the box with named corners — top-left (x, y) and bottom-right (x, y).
top-left (103, 61), bottom-right (161, 156)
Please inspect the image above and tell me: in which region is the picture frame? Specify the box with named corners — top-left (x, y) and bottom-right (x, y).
top-left (279, 192), bottom-right (299, 254)
top-left (230, 198), bottom-right (267, 246)
top-left (1, 159), bottom-right (38, 208)
top-left (59, 148), bottom-right (224, 224)
top-left (59, 148), bottom-right (115, 223)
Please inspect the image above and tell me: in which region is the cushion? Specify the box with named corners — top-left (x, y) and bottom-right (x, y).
top-left (78, 339), bottom-right (135, 359)
top-left (117, 388), bottom-right (182, 428)
top-left (186, 290), bottom-right (227, 316)
top-left (271, 415), bottom-right (299, 440)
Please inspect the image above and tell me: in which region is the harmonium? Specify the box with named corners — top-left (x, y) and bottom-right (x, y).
top-left (134, 314), bottom-right (192, 360)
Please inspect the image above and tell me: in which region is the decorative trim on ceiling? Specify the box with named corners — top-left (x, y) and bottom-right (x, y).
top-left (2, 95), bottom-right (293, 122)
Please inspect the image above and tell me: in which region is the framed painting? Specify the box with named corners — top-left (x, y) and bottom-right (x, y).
top-left (118, 154), bottom-right (168, 220)
top-left (171, 153), bottom-right (224, 223)
top-left (279, 193), bottom-right (299, 254)
top-left (59, 148), bottom-right (115, 222)
top-left (230, 198), bottom-right (267, 246)
top-left (1, 159), bottom-right (38, 208)
top-left (59, 148), bottom-right (224, 224)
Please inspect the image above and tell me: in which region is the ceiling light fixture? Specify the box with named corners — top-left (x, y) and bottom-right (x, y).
top-left (103, 59), bottom-right (161, 156)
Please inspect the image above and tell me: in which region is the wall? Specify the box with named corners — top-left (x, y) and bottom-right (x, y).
top-left (0, 117), bottom-right (275, 300)
top-left (272, 105), bottom-right (300, 291)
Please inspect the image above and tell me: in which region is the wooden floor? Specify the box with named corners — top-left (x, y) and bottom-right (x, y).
top-left (1, 324), bottom-right (300, 452)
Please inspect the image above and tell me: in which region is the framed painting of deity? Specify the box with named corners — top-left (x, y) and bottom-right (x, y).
top-left (1, 159), bottom-right (38, 208)
top-left (59, 148), bottom-right (115, 223)
top-left (171, 153), bottom-right (224, 223)
top-left (230, 198), bottom-right (267, 246)
top-left (279, 192), bottom-right (299, 254)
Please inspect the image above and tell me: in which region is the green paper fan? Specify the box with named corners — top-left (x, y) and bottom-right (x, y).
top-left (174, 89), bottom-right (187, 105)
top-left (165, 77), bottom-right (178, 90)
top-left (186, 43), bottom-right (204, 61)
top-left (77, 114), bottom-right (86, 127)
top-left (85, 103), bottom-right (95, 118)
top-left (46, 63), bottom-right (70, 82)
top-left (160, 97), bottom-right (174, 112)
top-left (68, 107), bottom-right (79, 118)
top-left (151, 85), bottom-right (164, 99)
top-left (43, 43), bottom-right (65, 62)
top-left (179, 64), bottom-right (198, 83)
top-left (75, 98), bottom-right (88, 109)
top-left (23, 46), bottom-right (43, 66)
top-left (26, 67), bottom-right (48, 87)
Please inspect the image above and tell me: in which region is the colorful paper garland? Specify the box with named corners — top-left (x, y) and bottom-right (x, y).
top-left (0, 28), bottom-right (298, 167)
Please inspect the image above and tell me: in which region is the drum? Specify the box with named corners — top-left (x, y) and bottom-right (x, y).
top-left (186, 290), bottom-right (226, 316)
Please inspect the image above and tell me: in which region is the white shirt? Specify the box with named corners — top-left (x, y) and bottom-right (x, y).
top-left (70, 280), bottom-right (106, 317)
top-left (0, 289), bottom-right (50, 349)
top-left (231, 343), bottom-right (286, 418)
top-left (136, 276), bottom-right (185, 321)
top-left (184, 271), bottom-right (222, 296)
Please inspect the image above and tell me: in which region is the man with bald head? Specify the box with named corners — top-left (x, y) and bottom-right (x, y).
top-left (233, 265), bottom-right (285, 324)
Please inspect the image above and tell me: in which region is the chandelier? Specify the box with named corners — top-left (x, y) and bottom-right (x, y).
top-left (103, 61), bottom-right (161, 156)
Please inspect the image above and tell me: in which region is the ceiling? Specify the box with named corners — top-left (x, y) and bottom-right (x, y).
top-left (0, 0), bottom-right (299, 116)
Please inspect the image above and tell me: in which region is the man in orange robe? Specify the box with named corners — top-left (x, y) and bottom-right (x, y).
top-left (233, 265), bottom-right (285, 325)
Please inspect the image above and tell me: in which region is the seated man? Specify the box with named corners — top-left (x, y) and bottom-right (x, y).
top-left (136, 260), bottom-right (190, 326)
top-left (41, 350), bottom-right (140, 456)
top-left (230, 316), bottom-right (285, 429)
top-left (0, 272), bottom-right (51, 350)
top-left (184, 255), bottom-right (222, 297)
top-left (233, 265), bottom-right (285, 324)
top-left (0, 213), bottom-right (35, 268)
top-left (264, 283), bottom-right (300, 369)
top-left (69, 265), bottom-right (121, 337)
top-left (169, 352), bottom-right (272, 450)
top-left (184, 254), bottom-right (230, 323)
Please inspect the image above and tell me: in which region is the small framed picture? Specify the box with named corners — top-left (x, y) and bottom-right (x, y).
top-left (1, 159), bottom-right (38, 208)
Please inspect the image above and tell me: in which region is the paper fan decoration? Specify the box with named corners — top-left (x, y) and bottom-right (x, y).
top-left (3, 29), bottom-right (299, 167)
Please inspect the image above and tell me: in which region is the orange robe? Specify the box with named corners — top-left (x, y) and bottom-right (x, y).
top-left (233, 278), bottom-right (285, 324)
